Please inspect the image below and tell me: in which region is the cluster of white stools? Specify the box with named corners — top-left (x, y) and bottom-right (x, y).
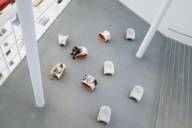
top-left (49, 28), bottom-right (144, 127)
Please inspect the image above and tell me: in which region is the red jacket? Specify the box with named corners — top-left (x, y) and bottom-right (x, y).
top-left (0, 0), bottom-right (15, 11)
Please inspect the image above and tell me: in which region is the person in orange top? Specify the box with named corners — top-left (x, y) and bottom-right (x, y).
top-left (0, 0), bottom-right (15, 12)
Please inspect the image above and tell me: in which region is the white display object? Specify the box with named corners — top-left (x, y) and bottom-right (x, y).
top-left (125, 28), bottom-right (136, 40)
top-left (35, 1), bottom-right (58, 40)
top-left (17, 39), bottom-right (26, 59)
top-left (0, 21), bottom-right (12, 43)
top-left (0, 68), bottom-right (9, 86)
top-left (12, 24), bottom-right (22, 41)
top-left (0, 58), bottom-right (6, 71)
top-left (33, 0), bottom-right (55, 21)
top-left (97, 106), bottom-right (112, 124)
top-left (129, 85), bottom-right (144, 102)
top-left (1, 34), bottom-right (15, 54)
top-left (4, 45), bottom-right (18, 63)
top-left (99, 30), bottom-right (111, 42)
top-left (57, 0), bottom-right (71, 14)
top-left (0, 0), bottom-right (71, 86)
top-left (104, 61), bottom-right (115, 75)
top-left (58, 33), bottom-right (69, 46)
top-left (8, 54), bottom-right (20, 72)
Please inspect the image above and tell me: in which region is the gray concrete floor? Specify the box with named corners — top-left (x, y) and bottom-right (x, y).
top-left (0, 0), bottom-right (166, 128)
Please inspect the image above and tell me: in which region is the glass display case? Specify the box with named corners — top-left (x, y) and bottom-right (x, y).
top-left (0, 0), bottom-right (71, 86)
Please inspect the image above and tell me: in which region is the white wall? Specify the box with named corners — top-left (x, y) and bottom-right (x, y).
top-left (119, 0), bottom-right (192, 46)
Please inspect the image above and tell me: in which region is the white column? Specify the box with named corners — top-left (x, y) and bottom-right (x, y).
top-left (15, 0), bottom-right (45, 107)
top-left (136, 0), bottom-right (173, 58)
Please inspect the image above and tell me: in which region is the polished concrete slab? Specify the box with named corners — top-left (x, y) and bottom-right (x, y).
top-left (0, 0), bottom-right (166, 127)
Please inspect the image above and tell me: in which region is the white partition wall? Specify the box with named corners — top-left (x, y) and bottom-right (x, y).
top-left (0, 0), bottom-right (71, 87)
top-left (119, 0), bottom-right (192, 46)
